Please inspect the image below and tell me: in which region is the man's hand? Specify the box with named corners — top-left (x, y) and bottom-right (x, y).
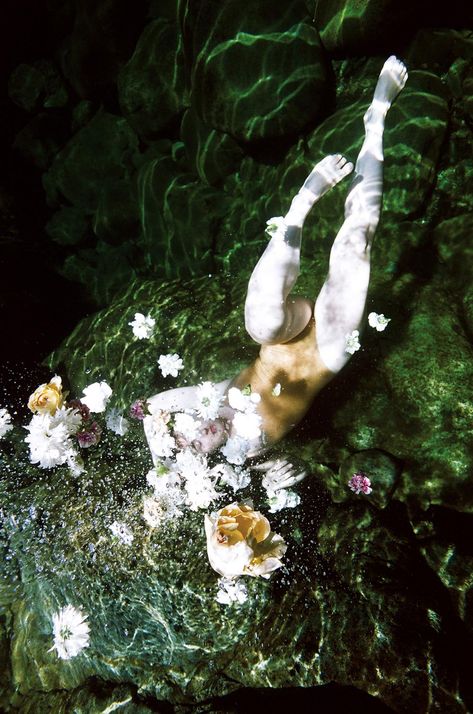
top-left (253, 457), bottom-right (307, 492)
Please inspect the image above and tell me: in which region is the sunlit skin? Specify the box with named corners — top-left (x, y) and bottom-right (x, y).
top-left (146, 57), bottom-right (408, 489)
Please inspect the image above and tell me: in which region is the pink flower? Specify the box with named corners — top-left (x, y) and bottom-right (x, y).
top-left (130, 399), bottom-right (146, 420)
top-left (77, 421), bottom-right (102, 448)
top-left (348, 472), bottom-right (372, 495)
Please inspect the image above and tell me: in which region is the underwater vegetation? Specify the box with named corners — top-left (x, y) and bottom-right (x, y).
top-left (1, 0), bottom-right (473, 712)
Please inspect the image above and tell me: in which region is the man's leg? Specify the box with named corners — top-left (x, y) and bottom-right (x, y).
top-left (315, 56), bottom-right (408, 372)
top-left (245, 155), bottom-right (353, 345)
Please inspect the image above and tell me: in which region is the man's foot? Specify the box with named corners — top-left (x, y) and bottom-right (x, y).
top-left (302, 153), bottom-right (354, 200)
top-left (285, 154), bottom-right (353, 226)
top-left (364, 56), bottom-right (408, 126)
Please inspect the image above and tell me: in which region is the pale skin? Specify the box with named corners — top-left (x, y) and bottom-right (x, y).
top-left (147, 57), bottom-right (408, 489)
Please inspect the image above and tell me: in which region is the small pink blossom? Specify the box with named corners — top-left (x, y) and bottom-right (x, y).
top-left (348, 472), bottom-right (372, 495)
top-left (130, 399), bottom-right (146, 420)
top-left (77, 421), bottom-right (102, 448)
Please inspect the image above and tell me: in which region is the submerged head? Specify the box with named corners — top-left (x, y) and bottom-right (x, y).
top-left (191, 418), bottom-right (230, 454)
top-left (172, 417), bottom-right (230, 455)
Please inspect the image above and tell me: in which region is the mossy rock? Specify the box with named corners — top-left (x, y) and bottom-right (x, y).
top-left (118, 19), bottom-right (189, 140)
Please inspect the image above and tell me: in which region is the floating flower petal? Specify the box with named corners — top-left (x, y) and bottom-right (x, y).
top-left (50, 605), bottom-right (90, 660)
top-left (158, 353), bottom-right (184, 378)
top-left (80, 381), bottom-right (112, 413)
top-left (368, 312), bottom-right (391, 331)
top-left (129, 312), bottom-right (155, 339)
top-left (0, 408), bottom-right (13, 439)
top-left (345, 330), bottom-right (361, 355)
top-left (348, 472), bottom-right (372, 495)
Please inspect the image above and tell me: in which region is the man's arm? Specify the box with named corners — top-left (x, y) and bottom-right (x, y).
top-left (147, 379), bottom-right (231, 414)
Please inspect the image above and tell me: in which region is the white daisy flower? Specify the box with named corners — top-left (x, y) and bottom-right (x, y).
top-left (227, 387), bottom-right (260, 413)
top-left (146, 466), bottom-right (183, 495)
top-left (51, 406), bottom-right (82, 435)
top-left (232, 411), bottom-right (262, 440)
top-left (345, 330), bottom-right (361, 355)
top-left (368, 312), bottom-right (391, 331)
top-left (196, 381), bottom-right (222, 420)
top-left (129, 312), bottom-right (156, 339)
top-left (109, 521), bottom-right (134, 545)
top-left (105, 408), bottom-right (130, 436)
top-left (216, 577), bottom-right (248, 605)
top-left (220, 435), bottom-right (250, 465)
top-left (173, 448), bottom-right (219, 511)
top-left (80, 381), bottom-right (112, 413)
top-left (267, 488), bottom-right (301, 513)
top-left (158, 353), bottom-right (184, 378)
top-left (50, 605), bottom-right (90, 660)
top-left (24, 413), bottom-right (72, 469)
top-left (210, 463), bottom-right (251, 492)
top-left (0, 408), bottom-right (13, 439)
top-left (173, 412), bottom-right (200, 441)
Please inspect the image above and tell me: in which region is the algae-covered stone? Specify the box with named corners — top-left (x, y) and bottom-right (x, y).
top-left (13, 114), bottom-right (70, 171)
top-left (59, 0), bottom-right (148, 100)
top-left (8, 61), bottom-right (68, 112)
top-left (43, 111), bottom-right (140, 211)
top-left (137, 152), bottom-right (229, 278)
top-left (180, 107), bottom-right (244, 186)
top-left (192, 21), bottom-right (329, 143)
top-left (317, 503), bottom-right (465, 712)
top-left (310, 0), bottom-right (432, 56)
top-left (180, 0), bottom-right (331, 143)
top-left (45, 206), bottom-right (90, 246)
top-left (118, 19), bottom-right (189, 140)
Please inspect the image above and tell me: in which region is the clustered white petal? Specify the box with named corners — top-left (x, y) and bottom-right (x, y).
top-left (24, 407), bottom-right (81, 470)
top-left (368, 311), bottom-right (391, 331)
top-left (143, 412), bottom-right (176, 460)
top-left (50, 605), bottom-right (90, 660)
top-left (210, 463), bottom-right (251, 492)
top-left (158, 353), bottom-right (184, 378)
top-left (174, 448), bottom-right (219, 511)
top-left (129, 312), bottom-right (156, 340)
top-left (173, 412), bottom-right (200, 441)
top-left (227, 386), bottom-right (262, 442)
top-left (80, 381), bottom-right (113, 413)
top-left (216, 577), bottom-right (248, 605)
top-left (267, 488), bottom-right (301, 513)
top-left (220, 435), bottom-right (250, 465)
top-left (196, 381), bottom-right (223, 420)
top-left (345, 330), bottom-right (361, 355)
top-left (0, 408), bottom-right (13, 439)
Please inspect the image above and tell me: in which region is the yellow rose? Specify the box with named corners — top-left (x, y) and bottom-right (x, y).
top-left (204, 500), bottom-right (287, 579)
top-left (27, 375), bottom-right (64, 415)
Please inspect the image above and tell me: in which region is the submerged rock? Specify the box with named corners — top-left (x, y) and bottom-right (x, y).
top-left (118, 19), bottom-right (189, 140)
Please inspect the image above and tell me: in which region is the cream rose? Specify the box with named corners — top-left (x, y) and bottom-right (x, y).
top-left (204, 501), bottom-right (287, 579)
top-left (28, 375), bottom-right (64, 415)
